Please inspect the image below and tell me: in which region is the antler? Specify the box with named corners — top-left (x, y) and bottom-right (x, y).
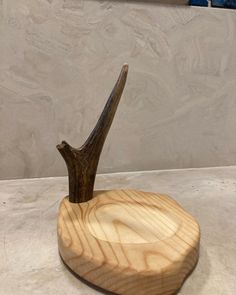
top-left (57, 64), bottom-right (129, 203)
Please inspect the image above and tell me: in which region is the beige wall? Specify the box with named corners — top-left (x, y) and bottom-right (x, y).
top-left (1, 1), bottom-right (236, 179)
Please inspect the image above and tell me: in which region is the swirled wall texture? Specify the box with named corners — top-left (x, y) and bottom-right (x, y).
top-left (1, 1), bottom-right (236, 179)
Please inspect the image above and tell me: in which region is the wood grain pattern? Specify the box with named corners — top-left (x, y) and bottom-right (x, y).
top-left (58, 190), bottom-right (200, 295)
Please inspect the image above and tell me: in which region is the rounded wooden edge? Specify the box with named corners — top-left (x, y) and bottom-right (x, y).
top-left (57, 190), bottom-right (200, 295)
top-left (59, 252), bottom-right (116, 295)
top-left (59, 251), bottom-right (199, 295)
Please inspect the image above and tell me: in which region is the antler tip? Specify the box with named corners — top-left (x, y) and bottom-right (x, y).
top-left (56, 140), bottom-right (70, 150)
top-left (123, 63), bottom-right (129, 72)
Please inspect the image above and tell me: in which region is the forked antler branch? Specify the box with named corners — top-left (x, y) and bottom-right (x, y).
top-left (57, 64), bottom-right (128, 203)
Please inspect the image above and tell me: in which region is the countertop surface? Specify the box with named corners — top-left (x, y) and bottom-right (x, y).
top-left (0, 166), bottom-right (236, 295)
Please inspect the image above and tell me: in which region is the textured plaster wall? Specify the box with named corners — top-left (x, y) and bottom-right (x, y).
top-left (0, 1), bottom-right (236, 179)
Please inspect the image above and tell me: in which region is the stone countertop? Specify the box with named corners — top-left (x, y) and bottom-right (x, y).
top-left (0, 166), bottom-right (236, 295)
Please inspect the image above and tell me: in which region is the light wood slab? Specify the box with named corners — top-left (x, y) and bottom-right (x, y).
top-left (58, 190), bottom-right (200, 295)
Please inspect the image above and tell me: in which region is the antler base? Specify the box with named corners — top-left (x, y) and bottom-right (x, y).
top-left (58, 190), bottom-right (200, 295)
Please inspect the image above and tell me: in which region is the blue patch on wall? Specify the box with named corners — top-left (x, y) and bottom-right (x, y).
top-left (212, 0), bottom-right (236, 8)
top-left (189, 0), bottom-right (208, 6)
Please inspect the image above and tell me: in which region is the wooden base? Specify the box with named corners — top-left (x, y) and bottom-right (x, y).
top-left (57, 190), bottom-right (200, 295)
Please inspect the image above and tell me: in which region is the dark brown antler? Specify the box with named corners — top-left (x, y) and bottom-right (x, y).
top-left (57, 64), bottom-right (128, 203)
